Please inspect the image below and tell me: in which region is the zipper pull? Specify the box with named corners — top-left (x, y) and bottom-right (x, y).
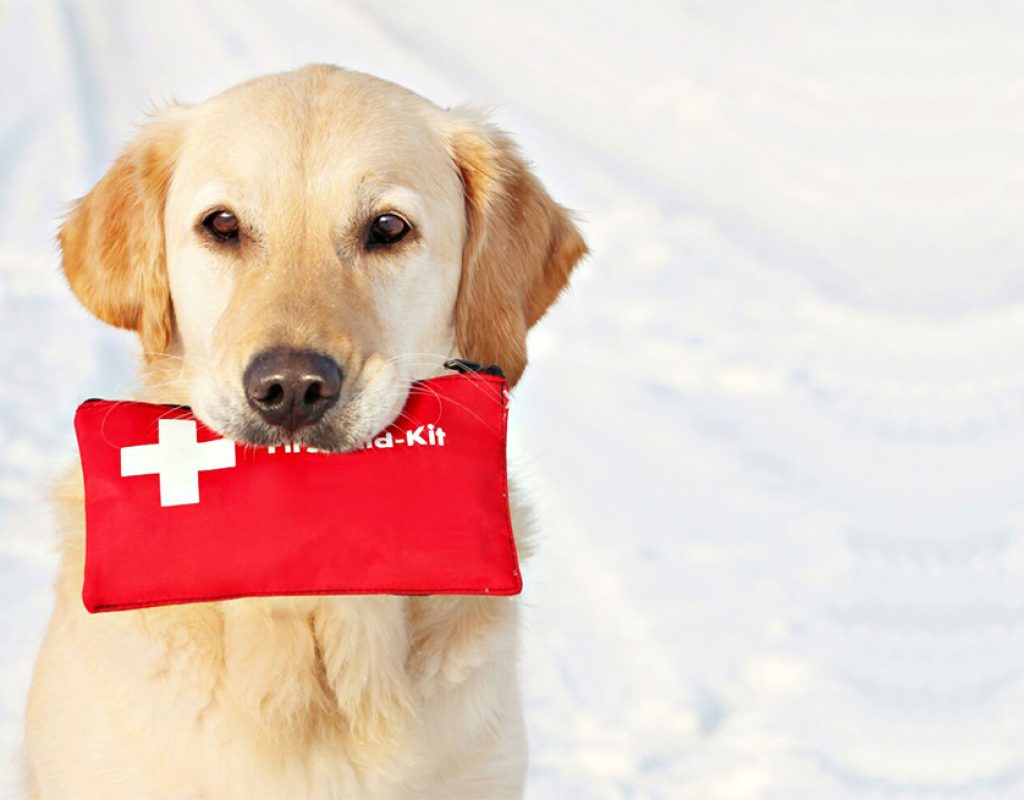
top-left (443, 359), bottom-right (506, 379)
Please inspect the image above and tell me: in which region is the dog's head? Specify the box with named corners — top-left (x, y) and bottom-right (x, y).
top-left (60, 65), bottom-right (586, 450)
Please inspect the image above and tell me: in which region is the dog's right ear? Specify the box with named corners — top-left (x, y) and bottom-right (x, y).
top-left (60, 107), bottom-right (187, 358)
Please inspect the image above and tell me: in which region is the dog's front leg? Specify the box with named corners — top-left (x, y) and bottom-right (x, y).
top-left (221, 598), bottom-right (326, 739)
top-left (313, 596), bottom-right (416, 766)
top-left (407, 595), bottom-right (519, 695)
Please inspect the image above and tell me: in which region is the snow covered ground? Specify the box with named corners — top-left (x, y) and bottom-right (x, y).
top-left (3, 1), bottom-right (1024, 797)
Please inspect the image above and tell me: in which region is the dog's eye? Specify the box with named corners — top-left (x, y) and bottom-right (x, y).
top-left (367, 214), bottom-right (410, 248)
top-left (203, 210), bottom-right (240, 241)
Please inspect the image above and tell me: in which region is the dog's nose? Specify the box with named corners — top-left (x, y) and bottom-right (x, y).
top-left (243, 349), bottom-right (343, 430)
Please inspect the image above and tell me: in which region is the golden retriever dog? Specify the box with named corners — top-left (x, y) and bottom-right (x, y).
top-left (24, 64), bottom-right (585, 799)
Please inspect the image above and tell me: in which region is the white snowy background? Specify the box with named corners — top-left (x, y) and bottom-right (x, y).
top-left (3, 1), bottom-right (1024, 798)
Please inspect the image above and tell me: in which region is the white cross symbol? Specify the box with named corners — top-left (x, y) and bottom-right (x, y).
top-left (120, 419), bottom-right (236, 507)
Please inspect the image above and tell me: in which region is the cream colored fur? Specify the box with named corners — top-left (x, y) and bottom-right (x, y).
top-left (24, 65), bottom-right (584, 799)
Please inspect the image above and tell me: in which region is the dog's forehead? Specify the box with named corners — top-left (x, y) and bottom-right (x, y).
top-left (175, 69), bottom-right (455, 198)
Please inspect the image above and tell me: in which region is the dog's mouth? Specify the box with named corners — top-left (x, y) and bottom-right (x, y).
top-left (227, 416), bottom-right (365, 453)
top-left (223, 405), bottom-right (392, 454)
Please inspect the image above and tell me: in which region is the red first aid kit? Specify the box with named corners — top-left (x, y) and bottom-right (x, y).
top-left (74, 370), bottom-right (521, 612)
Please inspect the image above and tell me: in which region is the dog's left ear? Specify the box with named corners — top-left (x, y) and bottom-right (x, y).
top-left (59, 107), bottom-right (187, 358)
top-left (448, 110), bottom-right (587, 386)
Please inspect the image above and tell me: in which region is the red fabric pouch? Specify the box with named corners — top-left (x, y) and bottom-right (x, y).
top-left (74, 371), bottom-right (521, 612)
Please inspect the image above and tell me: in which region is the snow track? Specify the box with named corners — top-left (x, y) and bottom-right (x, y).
top-left (3, 2), bottom-right (1024, 797)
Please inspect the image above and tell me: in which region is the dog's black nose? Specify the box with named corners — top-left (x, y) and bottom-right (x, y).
top-left (243, 349), bottom-right (343, 430)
